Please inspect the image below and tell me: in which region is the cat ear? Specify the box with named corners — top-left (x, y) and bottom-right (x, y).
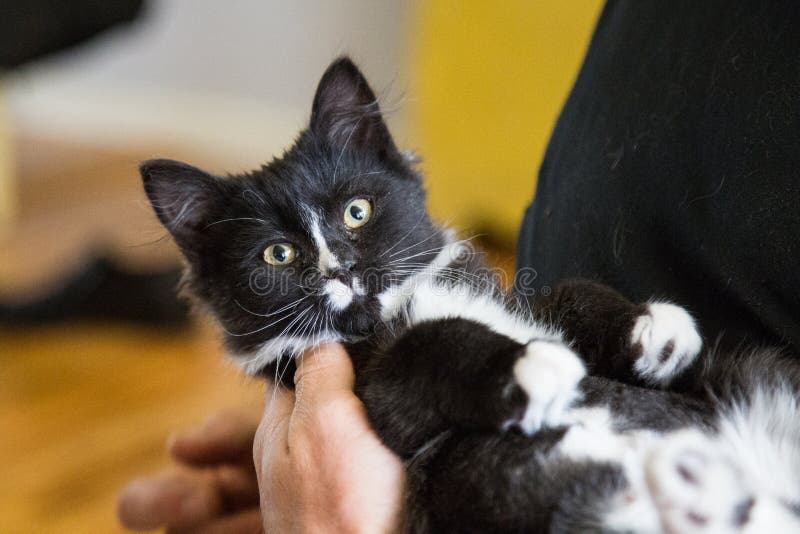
top-left (310, 56), bottom-right (398, 160)
top-left (140, 159), bottom-right (225, 255)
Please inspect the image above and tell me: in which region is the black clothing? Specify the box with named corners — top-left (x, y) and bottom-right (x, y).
top-left (518, 0), bottom-right (800, 353)
top-left (0, 0), bottom-right (144, 68)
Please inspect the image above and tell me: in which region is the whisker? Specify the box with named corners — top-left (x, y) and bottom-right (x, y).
top-left (225, 305), bottom-right (312, 337)
top-left (388, 231), bottom-right (441, 259)
top-left (276, 310), bottom-right (317, 385)
top-left (387, 244), bottom-right (450, 264)
top-left (205, 217), bottom-right (267, 229)
top-left (388, 235), bottom-right (484, 266)
top-left (127, 233), bottom-right (173, 248)
top-left (353, 170), bottom-right (386, 178)
top-left (242, 189), bottom-right (267, 207)
top-left (332, 113), bottom-right (366, 183)
top-left (234, 294), bottom-right (311, 318)
top-left (388, 247), bottom-right (451, 265)
top-left (268, 380), bottom-right (292, 412)
top-left (272, 305), bottom-right (315, 340)
top-left (380, 217), bottom-right (425, 257)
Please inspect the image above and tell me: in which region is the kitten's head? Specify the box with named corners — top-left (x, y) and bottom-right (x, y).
top-left (142, 57), bottom-right (446, 372)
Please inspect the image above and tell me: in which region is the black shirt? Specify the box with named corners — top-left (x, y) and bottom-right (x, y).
top-left (518, 0), bottom-right (800, 353)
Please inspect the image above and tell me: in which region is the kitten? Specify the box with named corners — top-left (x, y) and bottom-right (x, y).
top-left (142, 57), bottom-right (800, 533)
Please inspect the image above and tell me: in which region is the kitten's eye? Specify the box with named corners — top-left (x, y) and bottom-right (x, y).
top-left (263, 243), bottom-right (297, 266)
top-left (344, 198), bottom-right (372, 229)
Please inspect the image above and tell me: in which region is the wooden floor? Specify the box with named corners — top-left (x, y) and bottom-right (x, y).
top-left (0, 322), bottom-right (263, 533)
top-left (0, 138), bottom-right (265, 533)
top-left (0, 136), bottom-right (515, 532)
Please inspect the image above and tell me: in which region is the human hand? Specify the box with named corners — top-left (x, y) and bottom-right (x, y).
top-left (254, 342), bottom-right (405, 533)
top-left (118, 343), bottom-right (404, 533)
top-left (117, 409), bottom-right (263, 533)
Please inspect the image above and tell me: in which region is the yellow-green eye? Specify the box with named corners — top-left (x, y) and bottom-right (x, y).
top-left (344, 198), bottom-right (372, 229)
top-left (263, 243), bottom-right (296, 266)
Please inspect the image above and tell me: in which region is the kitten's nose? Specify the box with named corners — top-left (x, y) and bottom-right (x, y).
top-left (328, 267), bottom-right (353, 285)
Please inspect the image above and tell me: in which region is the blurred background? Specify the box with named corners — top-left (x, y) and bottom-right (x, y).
top-left (0, 1), bottom-right (602, 531)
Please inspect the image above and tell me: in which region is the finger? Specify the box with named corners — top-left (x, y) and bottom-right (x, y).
top-left (262, 379), bottom-right (295, 429)
top-left (214, 465), bottom-right (261, 511)
top-left (253, 383), bottom-right (295, 478)
top-left (293, 343), bottom-right (355, 409)
top-left (169, 409), bottom-right (262, 467)
top-left (117, 465), bottom-right (262, 531)
top-left (256, 383), bottom-right (295, 449)
top-left (167, 508), bottom-right (263, 534)
top-left (117, 469), bottom-right (223, 530)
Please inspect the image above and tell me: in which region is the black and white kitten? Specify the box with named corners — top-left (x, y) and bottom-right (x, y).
top-left (142, 57), bottom-right (800, 533)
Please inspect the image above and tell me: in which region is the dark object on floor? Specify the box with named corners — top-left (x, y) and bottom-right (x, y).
top-left (0, 0), bottom-right (145, 68)
top-left (0, 255), bottom-right (190, 328)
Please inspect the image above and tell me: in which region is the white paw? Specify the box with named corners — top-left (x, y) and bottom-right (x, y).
top-left (646, 431), bottom-right (753, 534)
top-left (631, 302), bottom-right (702, 385)
top-left (513, 340), bottom-right (586, 434)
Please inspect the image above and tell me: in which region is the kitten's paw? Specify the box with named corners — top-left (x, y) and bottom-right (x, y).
top-left (646, 431), bottom-right (753, 534)
top-left (631, 303), bottom-right (702, 386)
top-left (511, 340), bottom-right (586, 434)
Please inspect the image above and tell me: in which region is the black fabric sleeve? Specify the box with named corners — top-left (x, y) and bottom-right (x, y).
top-left (518, 0), bottom-right (800, 354)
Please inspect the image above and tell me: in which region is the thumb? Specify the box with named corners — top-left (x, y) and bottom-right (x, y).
top-left (293, 343), bottom-right (355, 410)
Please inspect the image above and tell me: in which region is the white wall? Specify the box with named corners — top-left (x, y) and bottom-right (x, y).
top-left (5, 0), bottom-right (413, 169)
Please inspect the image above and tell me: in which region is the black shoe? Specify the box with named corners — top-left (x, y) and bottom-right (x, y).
top-left (0, 254), bottom-right (191, 328)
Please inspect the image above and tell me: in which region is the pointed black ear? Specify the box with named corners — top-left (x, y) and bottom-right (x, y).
top-left (310, 56), bottom-right (398, 160)
top-left (140, 159), bottom-right (226, 255)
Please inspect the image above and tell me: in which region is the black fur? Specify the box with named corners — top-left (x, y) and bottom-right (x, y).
top-left (143, 57), bottom-right (800, 533)
top-left (142, 58), bottom-right (442, 359)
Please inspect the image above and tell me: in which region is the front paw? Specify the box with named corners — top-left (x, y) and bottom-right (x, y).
top-left (509, 340), bottom-right (586, 434)
top-left (631, 303), bottom-right (702, 386)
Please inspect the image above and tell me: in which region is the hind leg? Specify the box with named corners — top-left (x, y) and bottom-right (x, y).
top-left (646, 430), bottom-right (755, 534)
top-left (646, 431), bottom-right (800, 533)
top-left (743, 497), bottom-right (800, 533)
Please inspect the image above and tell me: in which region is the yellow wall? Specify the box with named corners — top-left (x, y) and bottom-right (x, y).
top-left (410, 1), bottom-right (603, 243)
